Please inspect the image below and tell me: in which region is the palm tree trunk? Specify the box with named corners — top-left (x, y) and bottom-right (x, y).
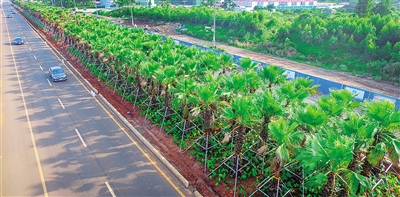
top-left (260, 116), bottom-right (270, 143)
top-left (322, 172), bottom-right (335, 197)
top-left (203, 107), bottom-right (213, 133)
top-left (348, 152), bottom-right (361, 172)
top-left (234, 126), bottom-right (245, 155)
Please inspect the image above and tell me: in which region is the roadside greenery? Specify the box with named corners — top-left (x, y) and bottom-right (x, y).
top-left (98, 5), bottom-right (400, 84)
top-left (16, 1), bottom-right (400, 196)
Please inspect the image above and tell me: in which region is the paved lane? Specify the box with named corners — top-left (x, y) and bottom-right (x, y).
top-left (1, 2), bottom-right (191, 196)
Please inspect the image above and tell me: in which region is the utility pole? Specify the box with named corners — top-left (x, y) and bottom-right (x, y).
top-left (212, 0), bottom-right (216, 46)
top-left (130, 0), bottom-right (134, 26)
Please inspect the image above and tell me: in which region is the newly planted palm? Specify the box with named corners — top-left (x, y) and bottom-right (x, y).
top-left (219, 53), bottom-right (236, 75)
top-left (296, 104), bottom-right (327, 133)
top-left (156, 66), bottom-right (177, 110)
top-left (239, 57), bottom-right (258, 72)
top-left (222, 95), bottom-right (261, 156)
top-left (243, 70), bottom-right (262, 94)
top-left (277, 78), bottom-right (313, 107)
top-left (258, 64), bottom-right (286, 90)
top-left (267, 117), bottom-right (303, 194)
top-left (318, 89), bottom-right (361, 117)
top-left (140, 61), bottom-right (161, 101)
top-left (221, 95), bottom-right (261, 197)
top-left (220, 73), bottom-right (247, 102)
top-left (189, 80), bottom-right (226, 134)
top-left (296, 128), bottom-right (371, 196)
top-left (170, 78), bottom-right (197, 121)
top-left (130, 51), bottom-right (147, 100)
top-left (199, 51), bottom-right (222, 76)
top-left (254, 90), bottom-right (283, 145)
top-left (188, 80), bottom-right (227, 172)
top-left (361, 100), bottom-right (400, 177)
top-left (339, 112), bottom-right (375, 172)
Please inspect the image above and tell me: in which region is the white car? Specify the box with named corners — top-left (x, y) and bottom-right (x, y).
top-left (49, 67), bottom-right (67, 82)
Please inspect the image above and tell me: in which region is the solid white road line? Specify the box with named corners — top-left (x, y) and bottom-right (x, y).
top-left (58, 98), bottom-right (65, 109)
top-left (74, 129), bottom-right (87, 148)
top-left (39, 65), bottom-right (43, 71)
top-left (33, 55), bottom-right (37, 59)
top-left (105, 182), bottom-right (117, 197)
top-left (46, 79), bottom-right (52, 87)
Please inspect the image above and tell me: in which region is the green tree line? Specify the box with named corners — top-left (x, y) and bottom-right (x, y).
top-left (98, 4), bottom-right (400, 84)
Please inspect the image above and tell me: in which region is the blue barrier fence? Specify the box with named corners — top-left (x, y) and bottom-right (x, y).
top-left (171, 38), bottom-right (400, 109)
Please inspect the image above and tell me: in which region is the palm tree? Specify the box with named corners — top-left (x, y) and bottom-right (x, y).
top-left (296, 128), bottom-right (370, 196)
top-left (318, 89), bottom-right (361, 117)
top-left (257, 64), bottom-right (286, 91)
top-left (170, 78), bottom-right (197, 122)
top-left (254, 90), bottom-right (282, 144)
top-left (361, 100), bottom-right (400, 177)
top-left (139, 61), bottom-right (161, 104)
top-left (199, 51), bottom-right (221, 76)
top-left (219, 72), bottom-right (247, 101)
top-left (189, 79), bottom-right (226, 134)
top-left (219, 53), bottom-right (236, 75)
top-left (339, 112), bottom-right (375, 174)
top-left (277, 78), bottom-right (317, 107)
top-left (267, 117), bottom-right (303, 194)
top-left (188, 78), bottom-right (228, 172)
top-left (296, 104), bottom-right (327, 133)
top-left (239, 57), bottom-right (258, 72)
top-left (222, 95), bottom-right (261, 156)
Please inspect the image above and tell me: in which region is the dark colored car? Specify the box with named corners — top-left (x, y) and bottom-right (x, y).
top-left (6, 14), bottom-right (12, 18)
top-left (49, 67), bottom-right (67, 82)
top-left (14, 37), bottom-right (24, 45)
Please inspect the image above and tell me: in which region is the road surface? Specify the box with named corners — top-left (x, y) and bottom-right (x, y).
top-left (0, 3), bottom-right (192, 197)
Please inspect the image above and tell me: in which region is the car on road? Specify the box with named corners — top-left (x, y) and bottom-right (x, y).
top-left (49, 67), bottom-right (67, 82)
top-left (14, 37), bottom-right (24, 45)
top-left (6, 14), bottom-right (12, 18)
top-left (11, 10), bottom-right (16, 14)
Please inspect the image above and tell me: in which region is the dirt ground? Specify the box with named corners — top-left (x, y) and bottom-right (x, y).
top-left (26, 14), bottom-right (399, 197)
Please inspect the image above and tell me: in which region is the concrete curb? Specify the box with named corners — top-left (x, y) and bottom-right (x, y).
top-left (98, 95), bottom-right (190, 188)
top-left (194, 191), bottom-right (203, 197)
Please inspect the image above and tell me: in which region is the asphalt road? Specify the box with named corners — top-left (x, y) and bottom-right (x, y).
top-left (0, 2), bottom-right (192, 197)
